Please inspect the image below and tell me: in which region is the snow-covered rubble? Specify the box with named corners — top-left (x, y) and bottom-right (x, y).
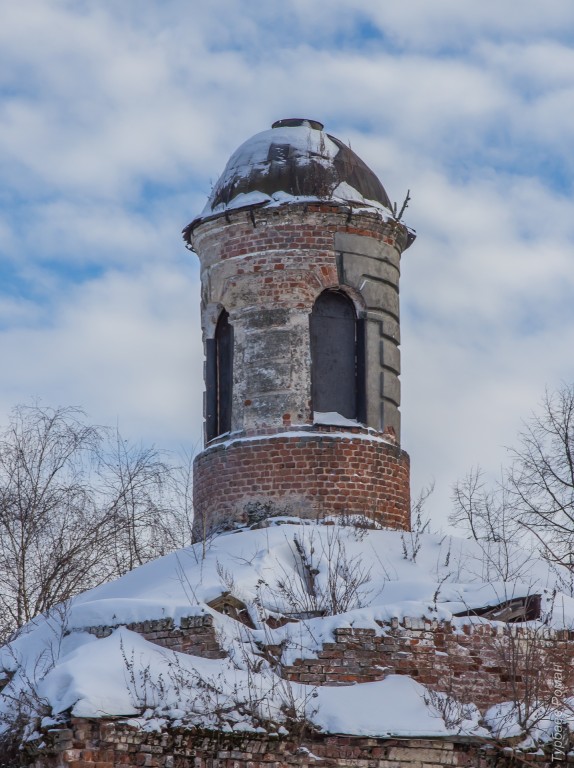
top-left (1, 522), bottom-right (573, 741)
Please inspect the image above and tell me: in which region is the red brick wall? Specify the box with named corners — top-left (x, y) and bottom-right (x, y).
top-left (280, 621), bottom-right (574, 713)
top-left (81, 613), bottom-right (572, 718)
top-left (33, 717), bottom-right (567, 768)
top-left (29, 615), bottom-right (574, 766)
top-left (190, 202), bottom-right (409, 276)
top-left (73, 612), bottom-right (573, 718)
top-left (81, 615), bottom-right (224, 659)
top-left (192, 429), bottom-right (411, 539)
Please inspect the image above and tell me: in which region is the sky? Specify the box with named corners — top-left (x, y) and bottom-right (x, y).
top-left (1, 0), bottom-right (574, 529)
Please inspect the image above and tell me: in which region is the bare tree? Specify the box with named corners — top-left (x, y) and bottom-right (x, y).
top-left (508, 385), bottom-right (574, 568)
top-left (450, 468), bottom-right (531, 581)
top-left (0, 405), bottom-right (110, 633)
top-left (451, 384), bottom-right (574, 570)
top-left (0, 404), bottom-right (194, 643)
top-left (165, 449), bottom-right (195, 555)
top-left (97, 432), bottom-right (175, 575)
top-left (450, 466), bottom-right (523, 544)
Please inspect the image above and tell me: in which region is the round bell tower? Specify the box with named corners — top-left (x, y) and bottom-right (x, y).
top-left (184, 119), bottom-right (415, 540)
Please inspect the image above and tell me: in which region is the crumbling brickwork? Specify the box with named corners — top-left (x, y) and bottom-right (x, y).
top-left (72, 613), bottom-right (574, 717)
top-left (280, 620), bottom-right (574, 713)
top-left (80, 614), bottom-right (224, 659)
top-left (23, 612), bottom-right (574, 768)
top-left (190, 203), bottom-right (408, 439)
top-left (29, 718), bottom-right (570, 768)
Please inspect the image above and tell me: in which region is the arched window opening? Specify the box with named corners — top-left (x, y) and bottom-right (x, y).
top-left (206, 310), bottom-right (233, 441)
top-left (310, 291), bottom-right (365, 422)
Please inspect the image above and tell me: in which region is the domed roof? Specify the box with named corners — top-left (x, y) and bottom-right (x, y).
top-left (189, 119), bottom-right (394, 228)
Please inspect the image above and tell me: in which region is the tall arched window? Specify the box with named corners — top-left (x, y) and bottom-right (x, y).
top-left (310, 291), bottom-right (365, 422)
top-left (206, 310), bottom-right (233, 441)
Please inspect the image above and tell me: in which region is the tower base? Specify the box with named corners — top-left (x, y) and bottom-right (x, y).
top-left (192, 427), bottom-right (411, 540)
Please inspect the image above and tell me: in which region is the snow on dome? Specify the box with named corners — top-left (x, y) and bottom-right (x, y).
top-left (192, 119), bottom-right (393, 225)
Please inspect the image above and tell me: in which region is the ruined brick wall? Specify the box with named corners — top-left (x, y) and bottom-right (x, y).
top-left (30, 718), bottom-right (568, 768)
top-left (25, 615), bottom-right (574, 768)
top-left (80, 615), bottom-right (224, 659)
top-left (280, 620), bottom-right (574, 713)
top-left (76, 613), bottom-right (574, 718)
top-left (193, 429), bottom-right (411, 537)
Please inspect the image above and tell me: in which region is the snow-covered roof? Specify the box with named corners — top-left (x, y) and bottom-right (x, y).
top-left (187, 119), bottom-right (394, 230)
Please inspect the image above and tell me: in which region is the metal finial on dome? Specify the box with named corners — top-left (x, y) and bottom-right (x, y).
top-left (271, 118), bottom-right (324, 130)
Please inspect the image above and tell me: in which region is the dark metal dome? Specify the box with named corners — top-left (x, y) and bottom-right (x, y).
top-left (191, 119), bottom-right (393, 227)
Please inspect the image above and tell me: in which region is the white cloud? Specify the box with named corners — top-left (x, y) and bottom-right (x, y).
top-left (0, 0), bottom-right (573, 530)
top-left (0, 265), bottom-right (204, 450)
top-left (364, 1), bottom-right (574, 50)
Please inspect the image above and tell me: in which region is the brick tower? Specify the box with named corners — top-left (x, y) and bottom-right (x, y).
top-left (183, 119), bottom-right (415, 540)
